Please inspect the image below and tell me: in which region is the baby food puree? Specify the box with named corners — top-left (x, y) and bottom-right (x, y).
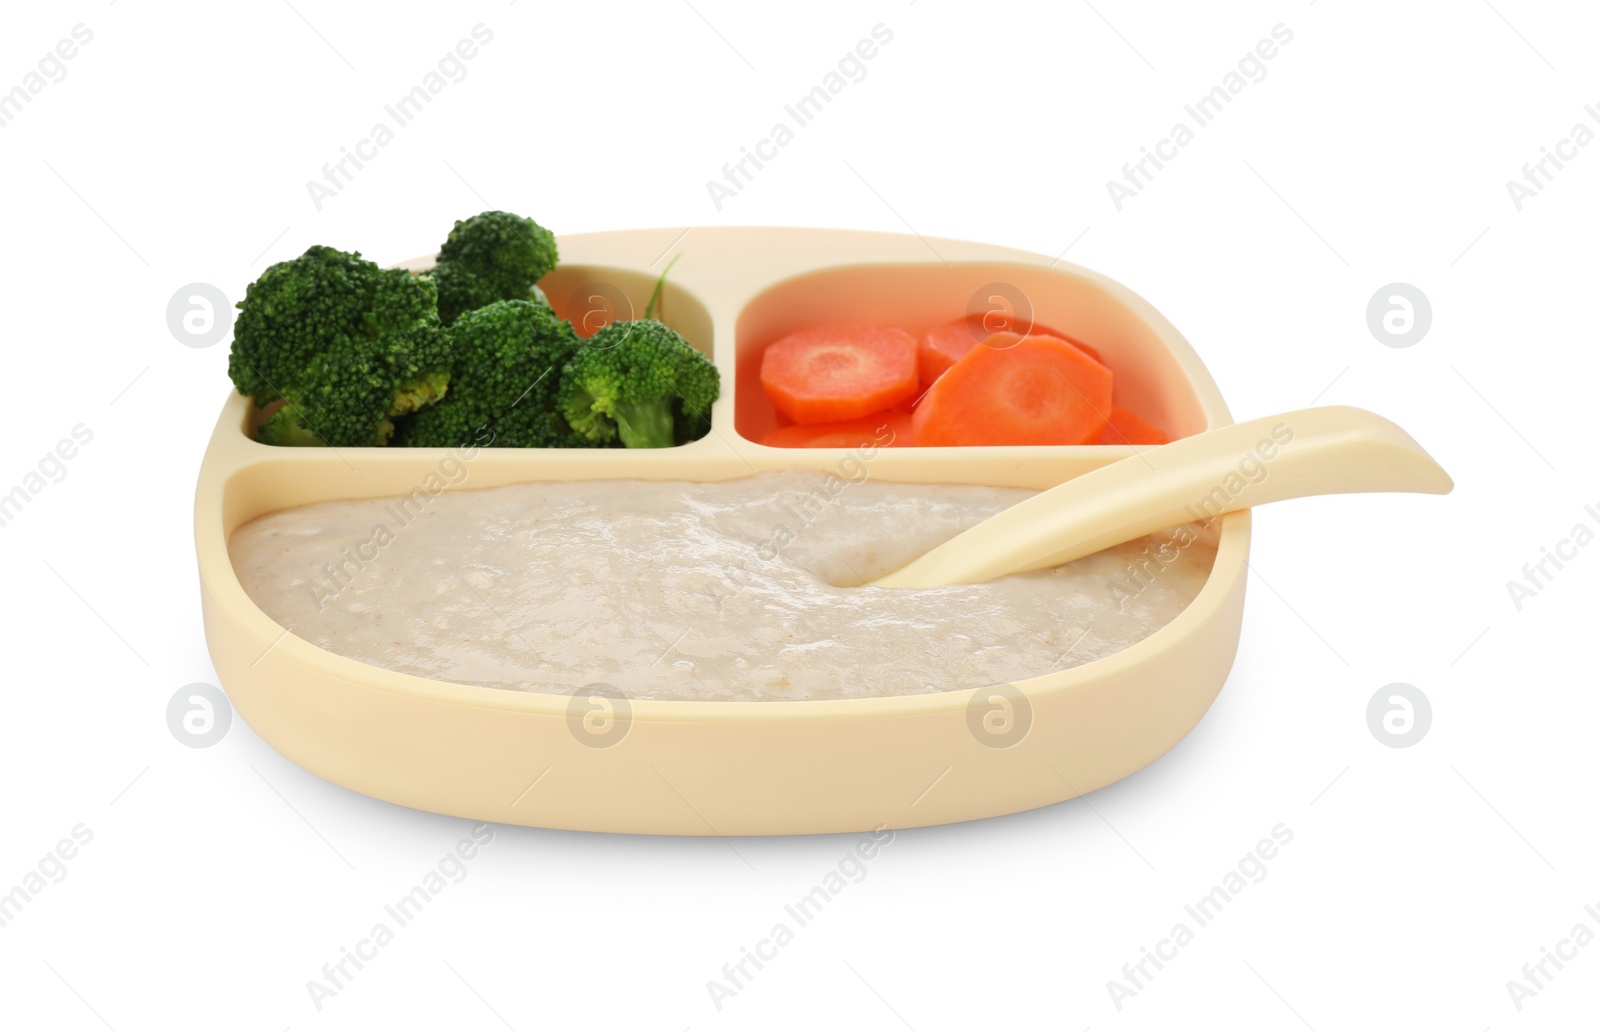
top-left (228, 471), bottom-right (1217, 702)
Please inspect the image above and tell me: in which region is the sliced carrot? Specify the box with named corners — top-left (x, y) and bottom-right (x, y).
top-left (919, 317), bottom-right (984, 388)
top-left (1058, 334), bottom-right (1101, 364)
top-left (912, 334), bottom-right (1113, 446)
top-left (1096, 406), bottom-right (1170, 445)
top-left (919, 315), bottom-right (1103, 388)
top-left (761, 325), bottom-right (918, 425)
top-left (760, 409), bottom-right (913, 448)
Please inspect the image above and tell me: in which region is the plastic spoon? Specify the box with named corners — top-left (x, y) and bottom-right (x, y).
top-left (868, 406), bottom-right (1453, 589)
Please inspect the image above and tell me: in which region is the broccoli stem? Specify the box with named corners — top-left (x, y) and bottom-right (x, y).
top-left (614, 399), bottom-right (677, 449)
top-left (390, 372), bottom-right (451, 417)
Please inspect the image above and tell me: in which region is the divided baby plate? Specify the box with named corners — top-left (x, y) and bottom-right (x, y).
top-left (195, 227), bottom-right (1249, 835)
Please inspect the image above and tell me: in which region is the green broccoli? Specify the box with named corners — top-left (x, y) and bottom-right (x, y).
top-left (428, 211), bottom-right (558, 325)
top-left (229, 245), bottom-right (450, 446)
top-left (394, 298), bottom-right (587, 448)
top-left (558, 319), bottom-right (719, 448)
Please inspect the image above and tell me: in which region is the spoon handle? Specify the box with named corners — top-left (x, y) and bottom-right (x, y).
top-left (870, 406), bottom-right (1453, 589)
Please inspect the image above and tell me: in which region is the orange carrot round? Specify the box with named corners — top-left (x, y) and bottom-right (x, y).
top-left (912, 333), bottom-right (1113, 446)
top-left (760, 409), bottom-right (912, 448)
top-left (1096, 406), bottom-right (1171, 445)
top-left (919, 315), bottom-right (1103, 388)
top-left (761, 325), bottom-right (919, 425)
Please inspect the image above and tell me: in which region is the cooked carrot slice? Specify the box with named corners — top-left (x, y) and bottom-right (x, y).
top-left (1096, 406), bottom-right (1170, 445)
top-left (919, 315), bottom-right (1103, 388)
top-left (760, 325), bottom-right (919, 425)
top-left (912, 333), bottom-right (1113, 446)
top-left (760, 409), bottom-right (913, 448)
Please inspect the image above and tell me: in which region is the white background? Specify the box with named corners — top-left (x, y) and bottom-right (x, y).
top-left (2, 0), bottom-right (1595, 1028)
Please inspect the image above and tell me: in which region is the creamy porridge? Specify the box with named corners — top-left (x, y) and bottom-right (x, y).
top-left (228, 471), bottom-right (1217, 701)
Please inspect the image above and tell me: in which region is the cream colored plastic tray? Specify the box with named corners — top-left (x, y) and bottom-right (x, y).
top-left (195, 227), bottom-right (1249, 835)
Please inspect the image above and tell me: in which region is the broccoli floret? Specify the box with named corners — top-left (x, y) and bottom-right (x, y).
top-left (256, 327), bottom-right (451, 446)
top-left (558, 319), bottom-right (719, 448)
top-left (229, 246), bottom-right (449, 446)
top-left (426, 261), bottom-right (497, 326)
top-left (429, 211), bottom-right (558, 325)
top-left (254, 411), bottom-right (324, 447)
top-left (394, 298), bottom-right (588, 448)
